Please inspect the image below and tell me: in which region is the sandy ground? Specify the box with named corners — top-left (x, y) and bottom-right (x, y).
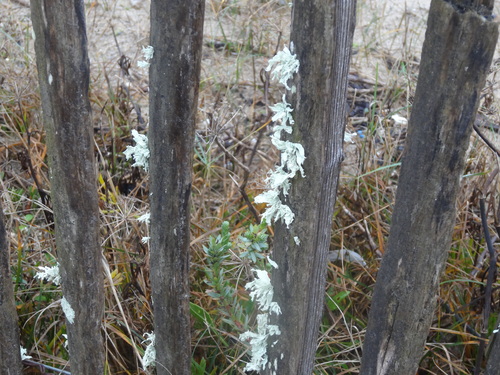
top-left (1, 0), bottom-right (500, 170)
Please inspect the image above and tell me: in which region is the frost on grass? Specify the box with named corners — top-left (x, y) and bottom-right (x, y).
top-left (124, 130), bottom-right (150, 171)
top-left (266, 42), bottom-right (299, 91)
top-left (142, 332), bottom-right (156, 369)
top-left (61, 296), bottom-right (75, 324)
top-left (35, 263), bottom-right (61, 285)
top-left (137, 45), bottom-right (154, 69)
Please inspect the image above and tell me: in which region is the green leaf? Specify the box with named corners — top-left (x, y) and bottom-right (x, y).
top-left (190, 302), bottom-right (215, 328)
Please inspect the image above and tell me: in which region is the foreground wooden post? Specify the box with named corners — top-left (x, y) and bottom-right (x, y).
top-left (360, 1), bottom-right (498, 374)
top-left (31, 2), bottom-right (105, 373)
top-left (264, 1), bottom-right (356, 374)
top-left (0, 202), bottom-right (22, 375)
top-left (485, 327), bottom-right (500, 374)
top-left (148, 1), bottom-right (205, 373)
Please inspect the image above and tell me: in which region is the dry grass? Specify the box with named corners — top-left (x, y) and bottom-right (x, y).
top-left (1, 0), bottom-right (500, 374)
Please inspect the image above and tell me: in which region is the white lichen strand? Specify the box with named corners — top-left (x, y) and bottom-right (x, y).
top-left (245, 269), bottom-right (281, 315)
top-left (239, 268), bottom-right (282, 372)
top-left (138, 212), bottom-right (150, 225)
top-left (61, 296), bottom-right (75, 324)
top-left (20, 346), bottom-right (32, 360)
top-left (270, 137), bottom-right (306, 179)
top-left (267, 256), bottom-right (279, 269)
top-left (269, 96), bottom-right (294, 133)
top-left (35, 263), bottom-right (61, 285)
top-left (328, 249), bottom-right (367, 266)
top-left (243, 42), bottom-right (302, 372)
top-left (142, 332), bottom-right (156, 369)
top-left (255, 43), bottom-right (303, 228)
top-left (240, 314), bottom-right (281, 372)
top-left (254, 190), bottom-right (295, 227)
top-left (266, 43), bottom-right (299, 91)
top-left (137, 45), bottom-right (154, 69)
top-left (124, 130), bottom-right (150, 171)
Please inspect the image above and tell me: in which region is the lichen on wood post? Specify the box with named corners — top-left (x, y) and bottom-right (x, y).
top-left (263, 1), bottom-right (357, 374)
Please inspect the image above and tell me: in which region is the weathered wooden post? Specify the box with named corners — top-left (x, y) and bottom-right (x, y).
top-left (360, 1), bottom-right (498, 374)
top-left (148, 1), bottom-right (205, 373)
top-left (0, 201), bottom-right (22, 375)
top-left (263, 1), bottom-right (357, 373)
top-left (31, 2), bottom-right (105, 373)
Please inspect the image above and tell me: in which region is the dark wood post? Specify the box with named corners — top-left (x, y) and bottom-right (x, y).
top-left (360, 1), bottom-right (498, 374)
top-left (148, 1), bottom-right (205, 373)
top-left (263, 1), bottom-right (356, 374)
top-left (0, 201), bottom-right (22, 374)
top-left (30, 2), bottom-right (104, 374)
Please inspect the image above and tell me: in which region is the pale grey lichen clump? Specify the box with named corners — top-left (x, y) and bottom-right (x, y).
top-left (35, 263), bottom-right (61, 285)
top-left (20, 346), bottom-right (32, 360)
top-left (239, 263), bottom-right (281, 373)
top-left (61, 296), bottom-right (75, 324)
top-left (124, 130), bottom-right (150, 171)
top-left (142, 332), bottom-right (156, 370)
top-left (137, 45), bottom-right (154, 69)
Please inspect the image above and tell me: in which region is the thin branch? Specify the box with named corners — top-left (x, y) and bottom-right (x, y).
top-left (474, 198), bottom-right (498, 375)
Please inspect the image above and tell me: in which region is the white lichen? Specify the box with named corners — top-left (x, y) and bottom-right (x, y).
top-left (138, 212), bottom-right (151, 225)
top-left (137, 45), bottom-right (154, 69)
top-left (20, 346), bottom-right (32, 360)
top-left (266, 42), bottom-right (299, 91)
top-left (245, 269), bottom-right (281, 315)
top-left (267, 256), bottom-right (279, 269)
top-left (344, 131), bottom-right (356, 143)
top-left (269, 96), bottom-right (294, 133)
top-left (328, 249), bottom-right (367, 267)
top-left (255, 43), bottom-right (303, 228)
top-left (124, 130), bottom-right (150, 171)
top-left (254, 190), bottom-right (295, 227)
top-left (293, 236), bottom-right (300, 246)
top-left (35, 263), bottom-right (61, 285)
top-left (243, 42), bottom-right (303, 372)
top-left (240, 314), bottom-right (281, 372)
top-left (142, 332), bottom-right (156, 369)
top-left (61, 296), bottom-right (75, 324)
top-left (62, 334), bottom-right (69, 349)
